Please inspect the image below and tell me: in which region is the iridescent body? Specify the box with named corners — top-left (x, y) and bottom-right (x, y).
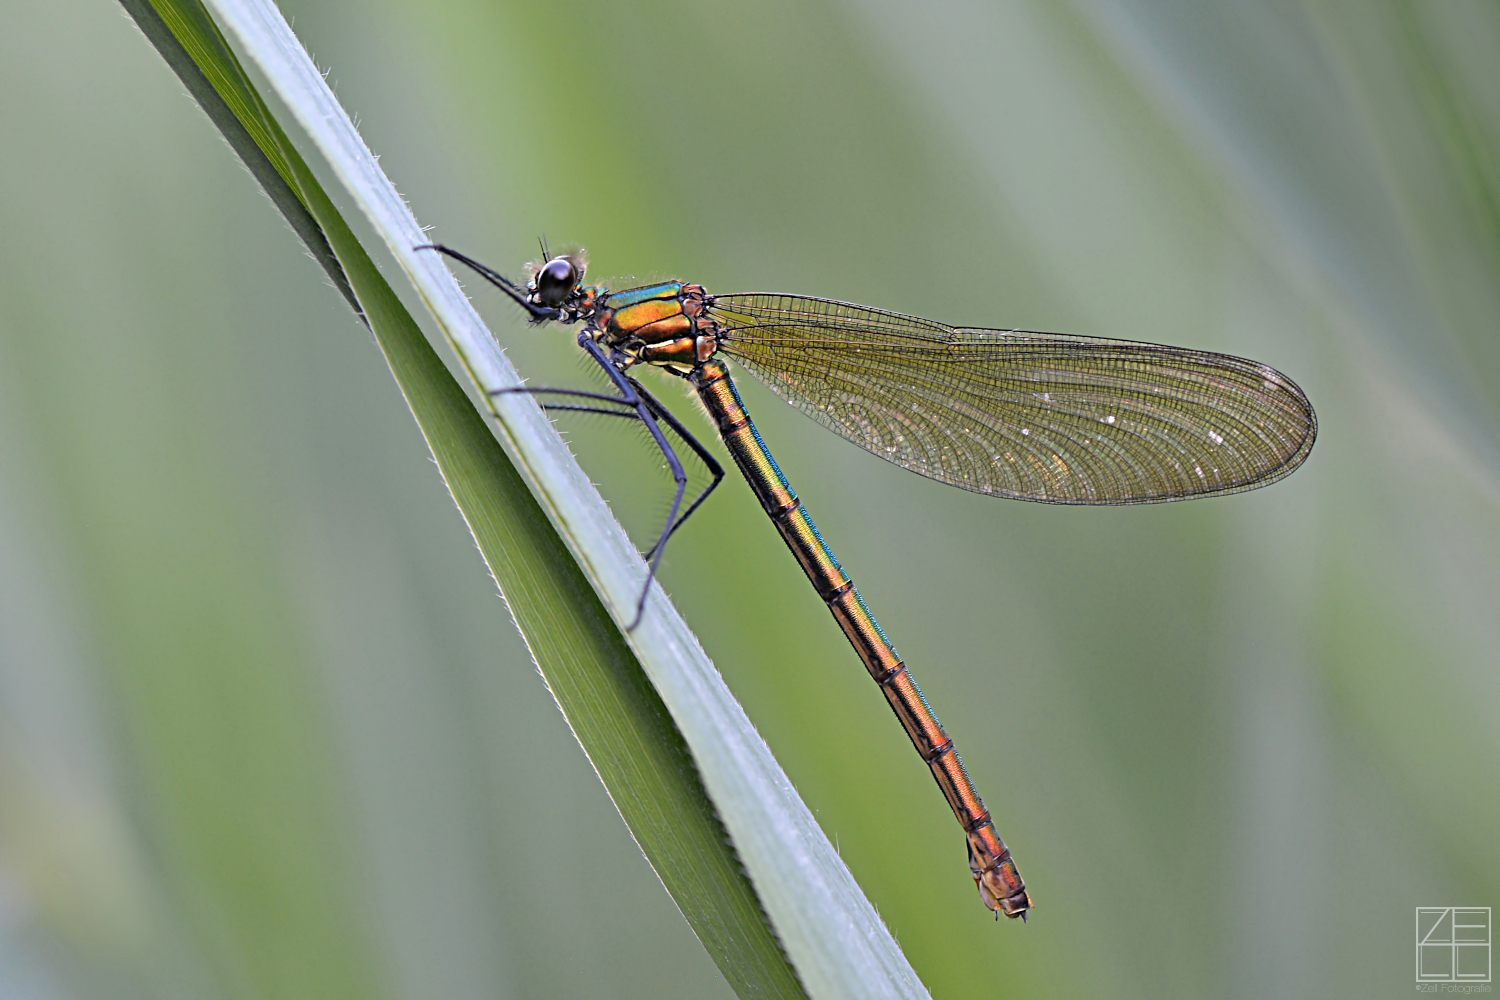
top-left (598, 279), bottom-right (1032, 914)
top-left (418, 243), bottom-right (1318, 920)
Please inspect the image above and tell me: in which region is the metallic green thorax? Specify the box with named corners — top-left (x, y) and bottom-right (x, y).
top-left (585, 280), bottom-right (720, 374)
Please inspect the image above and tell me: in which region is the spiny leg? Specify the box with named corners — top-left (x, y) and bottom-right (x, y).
top-left (495, 384), bottom-right (722, 536)
top-left (574, 336), bottom-right (688, 630)
top-left (491, 377), bottom-right (722, 624)
top-left (492, 385), bottom-right (639, 419)
top-left (625, 375), bottom-right (725, 558)
top-left (540, 404), bottom-right (641, 418)
top-left (491, 385), bottom-right (633, 406)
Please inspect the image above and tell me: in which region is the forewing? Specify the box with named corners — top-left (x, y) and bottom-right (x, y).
top-left (711, 294), bottom-right (1316, 504)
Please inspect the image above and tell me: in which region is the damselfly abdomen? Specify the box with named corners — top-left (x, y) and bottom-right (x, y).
top-left (418, 243), bottom-right (1317, 920)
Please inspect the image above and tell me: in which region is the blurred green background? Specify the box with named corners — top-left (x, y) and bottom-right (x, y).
top-left (2, 0), bottom-right (1497, 997)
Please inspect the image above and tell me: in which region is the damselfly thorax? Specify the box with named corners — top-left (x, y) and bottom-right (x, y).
top-left (588, 281), bottom-right (721, 373)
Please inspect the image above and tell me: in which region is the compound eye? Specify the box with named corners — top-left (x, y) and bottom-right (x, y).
top-left (534, 257), bottom-right (577, 308)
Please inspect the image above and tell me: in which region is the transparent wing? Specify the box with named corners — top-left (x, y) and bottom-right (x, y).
top-left (711, 294), bottom-right (1316, 504)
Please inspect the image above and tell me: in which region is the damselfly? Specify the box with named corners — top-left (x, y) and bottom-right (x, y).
top-left (419, 243), bottom-right (1317, 920)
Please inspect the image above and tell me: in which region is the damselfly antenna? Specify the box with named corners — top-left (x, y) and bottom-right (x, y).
top-left (415, 244), bottom-right (561, 323)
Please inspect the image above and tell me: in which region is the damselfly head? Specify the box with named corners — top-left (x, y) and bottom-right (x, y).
top-left (525, 251), bottom-right (587, 309)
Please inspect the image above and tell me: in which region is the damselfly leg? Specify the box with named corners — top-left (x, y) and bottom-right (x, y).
top-left (488, 368), bottom-right (724, 627)
top-left (491, 381), bottom-right (725, 548)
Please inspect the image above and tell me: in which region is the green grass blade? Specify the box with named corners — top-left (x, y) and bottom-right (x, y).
top-left (117, 2), bottom-right (804, 997)
top-left (278, 150), bottom-right (809, 1000)
top-left (118, 0), bottom-right (359, 319)
top-left (121, 0), bottom-right (933, 995)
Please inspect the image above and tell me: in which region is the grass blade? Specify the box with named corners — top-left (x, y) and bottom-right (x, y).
top-left (121, 0), bottom-right (931, 996)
